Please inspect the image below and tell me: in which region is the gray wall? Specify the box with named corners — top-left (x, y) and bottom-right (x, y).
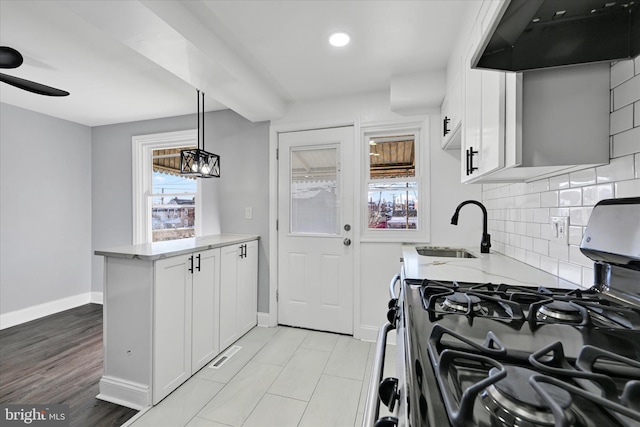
top-left (91, 110), bottom-right (271, 311)
top-left (0, 103), bottom-right (92, 314)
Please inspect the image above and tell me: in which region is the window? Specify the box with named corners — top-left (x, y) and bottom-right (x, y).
top-left (132, 130), bottom-right (201, 244)
top-left (289, 145), bottom-right (340, 235)
top-left (362, 122), bottom-right (429, 242)
top-left (151, 148), bottom-right (197, 242)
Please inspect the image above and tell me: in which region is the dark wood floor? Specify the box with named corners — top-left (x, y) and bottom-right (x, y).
top-left (0, 304), bottom-right (138, 427)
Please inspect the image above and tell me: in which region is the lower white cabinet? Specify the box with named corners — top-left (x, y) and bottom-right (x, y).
top-left (220, 240), bottom-right (258, 351)
top-left (153, 253), bottom-right (193, 405)
top-left (98, 238), bottom-right (257, 410)
top-left (153, 248), bottom-right (221, 404)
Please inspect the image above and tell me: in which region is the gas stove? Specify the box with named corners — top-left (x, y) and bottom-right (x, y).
top-left (364, 197), bottom-right (640, 427)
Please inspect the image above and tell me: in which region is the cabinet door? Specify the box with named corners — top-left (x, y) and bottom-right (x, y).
top-left (479, 69), bottom-right (505, 176)
top-left (191, 248), bottom-right (220, 372)
top-left (237, 241), bottom-right (258, 337)
top-left (219, 244), bottom-right (240, 351)
top-left (153, 254), bottom-right (192, 404)
top-left (449, 70), bottom-right (461, 131)
top-left (462, 32), bottom-right (482, 183)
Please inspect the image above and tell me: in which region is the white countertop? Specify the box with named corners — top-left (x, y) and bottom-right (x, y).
top-left (95, 234), bottom-right (259, 261)
top-left (402, 245), bottom-right (580, 289)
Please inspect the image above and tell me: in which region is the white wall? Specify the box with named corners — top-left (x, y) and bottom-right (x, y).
top-left (483, 58), bottom-right (640, 287)
top-left (0, 103), bottom-right (92, 319)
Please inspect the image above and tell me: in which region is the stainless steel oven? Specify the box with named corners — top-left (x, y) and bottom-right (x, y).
top-left (364, 197), bottom-right (640, 427)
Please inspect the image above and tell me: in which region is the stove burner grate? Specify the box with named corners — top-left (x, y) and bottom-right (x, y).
top-left (537, 301), bottom-right (584, 323)
top-left (482, 366), bottom-right (574, 426)
top-left (441, 292), bottom-right (483, 313)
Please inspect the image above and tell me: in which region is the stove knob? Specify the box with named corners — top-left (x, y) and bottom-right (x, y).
top-left (378, 377), bottom-right (400, 411)
top-left (386, 307), bottom-right (398, 324)
top-left (374, 416), bottom-right (398, 427)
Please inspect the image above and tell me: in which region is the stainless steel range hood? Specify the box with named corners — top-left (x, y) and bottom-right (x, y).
top-left (473, 0), bottom-right (640, 72)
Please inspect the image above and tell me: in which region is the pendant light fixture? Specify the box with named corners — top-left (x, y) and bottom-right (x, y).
top-left (180, 89), bottom-right (220, 178)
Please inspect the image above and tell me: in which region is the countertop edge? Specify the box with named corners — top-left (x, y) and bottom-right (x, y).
top-left (95, 234), bottom-right (260, 261)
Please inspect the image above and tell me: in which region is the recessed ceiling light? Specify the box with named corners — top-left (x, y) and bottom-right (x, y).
top-left (329, 32), bottom-right (350, 47)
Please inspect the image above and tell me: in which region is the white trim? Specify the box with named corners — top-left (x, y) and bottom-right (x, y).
top-left (0, 292), bottom-right (94, 330)
top-left (90, 292), bottom-right (104, 305)
top-left (132, 129), bottom-right (198, 245)
top-left (257, 311), bottom-right (276, 327)
top-left (360, 119), bottom-right (431, 243)
top-left (97, 376), bottom-right (151, 410)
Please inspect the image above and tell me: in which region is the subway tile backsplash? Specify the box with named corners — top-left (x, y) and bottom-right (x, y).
top-left (483, 58), bottom-right (640, 289)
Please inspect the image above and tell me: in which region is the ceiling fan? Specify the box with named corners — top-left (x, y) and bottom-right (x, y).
top-left (0, 46), bottom-right (69, 97)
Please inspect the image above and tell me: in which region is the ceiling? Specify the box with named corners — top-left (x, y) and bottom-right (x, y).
top-left (0, 0), bottom-right (472, 127)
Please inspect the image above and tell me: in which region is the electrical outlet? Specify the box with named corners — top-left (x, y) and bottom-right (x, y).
top-left (245, 207), bottom-right (253, 220)
top-left (550, 216), bottom-right (569, 244)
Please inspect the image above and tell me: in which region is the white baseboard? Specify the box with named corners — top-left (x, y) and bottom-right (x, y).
top-left (97, 376), bottom-right (150, 411)
top-left (257, 311), bottom-right (277, 327)
top-left (0, 292), bottom-right (99, 330)
top-left (91, 291), bottom-right (104, 304)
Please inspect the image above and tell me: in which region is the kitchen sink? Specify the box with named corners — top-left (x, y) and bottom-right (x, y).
top-left (415, 246), bottom-right (476, 258)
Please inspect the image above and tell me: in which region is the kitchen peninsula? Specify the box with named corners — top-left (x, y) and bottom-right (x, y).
top-left (95, 234), bottom-right (259, 410)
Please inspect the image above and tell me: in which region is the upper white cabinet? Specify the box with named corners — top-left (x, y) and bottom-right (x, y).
top-left (460, 21), bottom-right (506, 183)
top-left (456, 0), bottom-right (610, 183)
top-left (441, 64), bottom-right (462, 150)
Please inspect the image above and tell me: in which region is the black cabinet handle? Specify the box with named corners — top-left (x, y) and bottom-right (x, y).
top-left (239, 244), bottom-right (246, 259)
top-left (466, 146), bottom-right (478, 176)
top-left (188, 255), bottom-right (194, 274)
top-left (443, 116), bottom-right (450, 137)
top-left (196, 254), bottom-right (201, 272)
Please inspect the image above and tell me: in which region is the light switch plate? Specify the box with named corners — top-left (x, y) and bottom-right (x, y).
top-left (550, 216), bottom-right (569, 245)
top-left (245, 207), bottom-right (253, 220)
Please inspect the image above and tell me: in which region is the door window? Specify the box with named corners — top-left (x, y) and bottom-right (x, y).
top-left (289, 145), bottom-right (340, 235)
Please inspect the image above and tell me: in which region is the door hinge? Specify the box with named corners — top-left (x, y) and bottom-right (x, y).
top-left (276, 148), bottom-right (279, 160)
top-left (276, 290), bottom-right (279, 302)
top-left (276, 219), bottom-right (278, 230)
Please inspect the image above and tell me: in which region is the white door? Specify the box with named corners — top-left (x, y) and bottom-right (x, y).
top-left (277, 126), bottom-right (354, 334)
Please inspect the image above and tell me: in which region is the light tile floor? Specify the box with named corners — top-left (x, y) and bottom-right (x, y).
top-left (125, 326), bottom-right (396, 427)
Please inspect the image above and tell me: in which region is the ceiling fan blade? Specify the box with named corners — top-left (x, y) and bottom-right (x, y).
top-left (0, 47), bottom-right (24, 69)
top-left (0, 72), bottom-right (69, 96)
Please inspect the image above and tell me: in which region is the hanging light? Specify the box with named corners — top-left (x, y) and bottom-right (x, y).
top-left (180, 89), bottom-right (220, 178)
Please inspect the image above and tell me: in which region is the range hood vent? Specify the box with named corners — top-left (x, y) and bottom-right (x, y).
top-left (474, 0), bottom-right (640, 72)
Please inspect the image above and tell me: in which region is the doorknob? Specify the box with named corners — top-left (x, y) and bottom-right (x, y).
top-left (343, 238), bottom-right (351, 246)
top-left (344, 224), bottom-right (351, 231)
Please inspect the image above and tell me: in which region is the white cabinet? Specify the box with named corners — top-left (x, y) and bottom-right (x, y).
top-left (220, 240), bottom-right (258, 351)
top-left (457, 0), bottom-right (609, 183)
top-left (461, 12), bottom-right (506, 183)
top-left (153, 248), bottom-right (220, 404)
top-left (441, 66), bottom-right (462, 150)
top-left (191, 249), bottom-right (221, 372)
top-left (98, 236), bottom-right (257, 410)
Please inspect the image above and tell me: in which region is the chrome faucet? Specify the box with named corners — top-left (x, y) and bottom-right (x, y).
top-left (451, 200), bottom-right (491, 253)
